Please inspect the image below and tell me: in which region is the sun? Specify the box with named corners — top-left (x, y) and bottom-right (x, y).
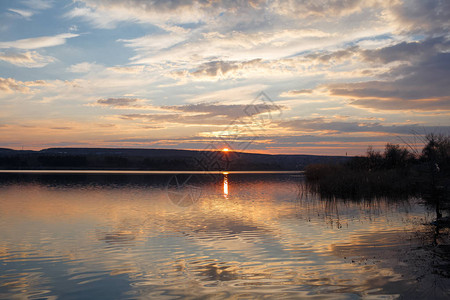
top-left (222, 148), bottom-right (229, 152)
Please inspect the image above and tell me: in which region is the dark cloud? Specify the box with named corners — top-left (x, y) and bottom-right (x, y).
top-left (273, 135), bottom-right (401, 144)
top-left (119, 102), bottom-right (283, 126)
top-left (390, 0), bottom-right (450, 34)
top-left (349, 98), bottom-right (450, 111)
top-left (120, 113), bottom-right (187, 123)
top-left (96, 98), bottom-right (140, 107)
top-left (305, 46), bottom-right (358, 63)
top-left (95, 123), bottom-right (116, 128)
top-left (162, 103), bottom-right (282, 118)
top-left (173, 59), bottom-right (262, 79)
top-left (361, 37), bottom-right (448, 64)
top-left (278, 118), bottom-right (450, 135)
top-left (50, 127), bottom-right (73, 130)
top-left (328, 38), bottom-right (450, 111)
top-left (120, 112), bottom-right (236, 125)
top-left (331, 52), bottom-right (450, 103)
top-left (46, 142), bottom-right (89, 147)
top-left (271, 0), bottom-right (375, 18)
top-left (194, 60), bottom-right (258, 77)
top-left (141, 125), bottom-right (164, 129)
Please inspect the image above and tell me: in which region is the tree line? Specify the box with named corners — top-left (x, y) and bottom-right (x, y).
top-left (306, 134), bottom-right (450, 200)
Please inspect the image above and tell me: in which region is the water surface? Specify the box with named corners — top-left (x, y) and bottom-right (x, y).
top-left (0, 172), bottom-right (448, 299)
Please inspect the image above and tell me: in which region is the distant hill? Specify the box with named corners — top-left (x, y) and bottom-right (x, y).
top-left (0, 147), bottom-right (350, 171)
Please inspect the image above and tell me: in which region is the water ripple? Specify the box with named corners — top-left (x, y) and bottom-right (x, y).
top-left (0, 175), bottom-right (448, 299)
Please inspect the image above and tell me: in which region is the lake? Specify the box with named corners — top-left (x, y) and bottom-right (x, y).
top-left (0, 172), bottom-right (448, 299)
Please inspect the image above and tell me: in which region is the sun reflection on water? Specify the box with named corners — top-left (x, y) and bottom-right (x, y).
top-left (223, 172), bottom-right (229, 198)
top-left (0, 174), bottom-right (447, 299)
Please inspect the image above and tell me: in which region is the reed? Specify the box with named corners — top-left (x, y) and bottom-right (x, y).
top-left (306, 134), bottom-right (450, 201)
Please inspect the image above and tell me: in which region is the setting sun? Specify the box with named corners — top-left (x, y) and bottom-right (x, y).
top-left (222, 148), bottom-right (229, 152)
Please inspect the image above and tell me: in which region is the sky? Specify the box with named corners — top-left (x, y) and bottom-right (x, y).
top-left (0, 0), bottom-right (449, 155)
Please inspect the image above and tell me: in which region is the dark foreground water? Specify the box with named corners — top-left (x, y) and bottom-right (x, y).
top-left (0, 172), bottom-right (448, 299)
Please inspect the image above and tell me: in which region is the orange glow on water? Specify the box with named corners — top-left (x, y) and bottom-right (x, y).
top-left (223, 173), bottom-right (229, 198)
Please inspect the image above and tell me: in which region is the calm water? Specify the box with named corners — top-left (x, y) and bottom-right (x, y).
top-left (0, 172), bottom-right (448, 299)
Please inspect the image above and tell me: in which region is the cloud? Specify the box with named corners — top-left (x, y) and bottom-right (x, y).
top-left (280, 89), bottom-right (314, 97)
top-left (305, 46), bottom-right (359, 64)
top-left (50, 127), bottom-right (73, 130)
top-left (67, 0), bottom-right (266, 28)
top-left (165, 44), bottom-right (364, 82)
top-left (271, 0), bottom-right (380, 18)
top-left (327, 38), bottom-right (450, 111)
top-left (388, 0), bottom-right (450, 34)
top-left (195, 59), bottom-right (260, 76)
top-left (69, 0), bottom-right (387, 31)
top-left (0, 50), bottom-right (55, 68)
top-left (108, 65), bottom-right (145, 74)
top-left (95, 98), bottom-right (147, 108)
top-left (361, 37), bottom-right (448, 64)
top-left (8, 8), bottom-right (34, 18)
top-left (186, 84), bottom-right (269, 104)
top-left (278, 118), bottom-right (450, 135)
top-left (91, 98), bottom-right (162, 110)
top-left (123, 28), bottom-right (342, 68)
top-left (67, 62), bottom-right (102, 73)
top-left (4, 1), bottom-right (450, 155)
top-left (22, 0), bottom-right (54, 10)
top-left (163, 102), bottom-right (283, 118)
top-left (348, 98), bottom-right (450, 111)
top-left (118, 102), bottom-right (283, 126)
top-left (171, 59), bottom-right (264, 81)
top-left (0, 33), bottom-right (79, 50)
top-left (0, 77), bottom-right (47, 94)
top-left (330, 52), bottom-right (450, 109)
top-left (119, 33), bottom-right (187, 54)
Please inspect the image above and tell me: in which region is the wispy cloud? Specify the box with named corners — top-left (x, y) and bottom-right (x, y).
top-left (280, 89), bottom-right (314, 97)
top-left (8, 8), bottom-right (34, 18)
top-left (0, 77), bottom-right (48, 94)
top-left (22, 0), bottom-right (54, 10)
top-left (278, 118), bottom-right (450, 135)
top-left (0, 50), bottom-right (55, 68)
top-left (93, 97), bottom-right (153, 109)
top-left (108, 65), bottom-right (145, 74)
top-left (67, 62), bottom-right (102, 73)
top-left (0, 33), bottom-right (79, 50)
top-left (118, 102), bottom-right (284, 126)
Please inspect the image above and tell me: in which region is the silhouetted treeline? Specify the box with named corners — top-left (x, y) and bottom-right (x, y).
top-left (306, 134), bottom-right (450, 201)
top-left (0, 147), bottom-right (348, 171)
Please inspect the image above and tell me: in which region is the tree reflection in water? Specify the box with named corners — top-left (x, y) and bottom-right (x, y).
top-left (296, 179), bottom-right (450, 299)
top-left (0, 172), bottom-right (449, 299)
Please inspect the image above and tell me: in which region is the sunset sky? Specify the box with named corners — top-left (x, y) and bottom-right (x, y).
top-left (1, 0), bottom-right (449, 155)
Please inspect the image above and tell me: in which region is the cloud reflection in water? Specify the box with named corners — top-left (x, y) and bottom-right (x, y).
top-left (0, 173), bottom-right (448, 299)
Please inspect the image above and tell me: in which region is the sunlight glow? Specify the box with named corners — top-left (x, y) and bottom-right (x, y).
top-left (222, 148), bottom-right (229, 152)
top-left (223, 173), bottom-right (229, 198)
